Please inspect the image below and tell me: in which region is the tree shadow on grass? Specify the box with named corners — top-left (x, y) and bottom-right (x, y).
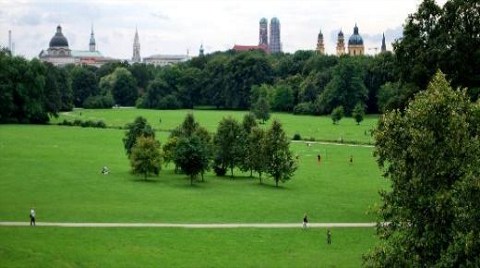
top-left (217, 175), bottom-right (257, 181)
top-left (253, 181), bottom-right (290, 191)
top-left (130, 177), bottom-right (162, 183)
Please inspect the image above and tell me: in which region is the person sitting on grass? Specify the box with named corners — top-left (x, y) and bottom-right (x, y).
top-left (101, 166), bottom-right (109, 175)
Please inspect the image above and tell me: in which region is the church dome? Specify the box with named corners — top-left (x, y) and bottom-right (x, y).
top-left (49, 25), bottom-right (69, 48)
top-left (348, 24), bottom-right (363, 45)
top-left (260, 18), bottom-right (268, 24)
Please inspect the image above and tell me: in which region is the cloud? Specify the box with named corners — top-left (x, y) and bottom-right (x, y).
top-left (150, 12), bottom-right (170, 21)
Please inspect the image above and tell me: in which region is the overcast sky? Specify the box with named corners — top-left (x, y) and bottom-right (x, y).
top-left (1, 0), bottom-right (448, 60)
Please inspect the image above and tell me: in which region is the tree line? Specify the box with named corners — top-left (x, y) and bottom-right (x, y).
top-left (124, 113), bottom-right (296, 187)
top-left (1, 0), bottom-right (478, 125)
top-left (363, 0), bottom-right (480, 266)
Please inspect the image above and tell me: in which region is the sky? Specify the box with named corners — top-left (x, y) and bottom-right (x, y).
top-left (1, 0), bottom-right (448, 60)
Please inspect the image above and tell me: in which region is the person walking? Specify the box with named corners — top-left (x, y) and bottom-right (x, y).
top-left (303, 213), bottom-right (308, 229)
top-left (30, 208), bottom-right (36, 226)
top-left (327, 229), bottom-right (332, 244)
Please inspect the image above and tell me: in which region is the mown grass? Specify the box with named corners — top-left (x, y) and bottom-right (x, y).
top-left (0, 125), bottom-right (386, 223)
top-left (51, 108), bottom-right (378, 144)
top-left (0, 109), bottom-right (385, 267)
top-left (0, 227), bottom-right (375, 267)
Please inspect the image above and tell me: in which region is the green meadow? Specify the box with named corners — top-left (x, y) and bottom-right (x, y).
top-left (51, 108), bottom-right (379, 144)
top-left (0, 110), bottom-right (387, 267)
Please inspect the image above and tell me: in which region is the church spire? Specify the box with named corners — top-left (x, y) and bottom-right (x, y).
top-left (381, 33), bottom-right (387, 53)
top-left (316, 29), bottom-right (325, 54)
top-left (132, 27), bottom-right (141, 62)
top-left (89, 24), bottom-right (96, 52)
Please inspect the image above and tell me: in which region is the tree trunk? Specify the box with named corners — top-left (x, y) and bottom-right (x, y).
top-left (250, 169), bottom-right (253, 177)
top-left (275, 178), bottom-right (278, 187)
top-left (144, 172), bottom-right (147, 181)
top-left (190, 175), bottom-right (194, 186)
top-left (230, 166), bottom-right (234, 178)
top-left (201, 171), bottom-right (204, 182)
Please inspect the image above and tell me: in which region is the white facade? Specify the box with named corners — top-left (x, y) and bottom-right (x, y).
top-left (143, 54), bottom-right (190, 67)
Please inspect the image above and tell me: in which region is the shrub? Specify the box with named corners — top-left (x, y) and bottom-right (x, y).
top-left (293, 133), bottom-right (302, 140)
top-left (213, 165), bottom-right (227, 176)
top-left (293, 102), bottom-right (315, 115)
top-left (73, 119), bottom-right (82, 126)
top-left (95, 120), bottom-right (107, 128)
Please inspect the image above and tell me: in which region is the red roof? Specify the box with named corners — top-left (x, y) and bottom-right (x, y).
top-left (233, 44), bottom-right (269, 53)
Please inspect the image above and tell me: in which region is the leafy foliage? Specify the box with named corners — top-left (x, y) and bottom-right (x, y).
top-left (263, 119), bottom-right (297, 187)
top-left (0, 51), bottom-right (65, 123)
top-left (130, 136), bottom-right (162, 180)
top-left (331, 106), bottom-right (344, 125)
top-left (168, 113), bottom-right (212, 184)
top-left (123, 116), bottom-right (155, 157)
top-left (213, 117), bottom-right (244, 177)
top-left (352, 102), bottom-right (365, 125)
top-left (252, 97), bottom-right (271, 124)
top-left (392, 0), bottom-right (480, 109)
top-left (364, 71), bottom-right (480, 267)
top-left (174, 135), bottom-right (210, 185)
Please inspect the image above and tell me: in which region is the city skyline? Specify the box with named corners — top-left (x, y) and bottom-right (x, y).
top-left (1, 0), bottom-right (448, 60)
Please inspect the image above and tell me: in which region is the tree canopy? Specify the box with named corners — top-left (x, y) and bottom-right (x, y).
top-left (264, 119), bottom-right (297, 187)
top-left (364, 70), bottom-right (480, 266)
top-left (130, 136), bottom-right (162, 180)
top-left (123, 116), bottom-right (155, 157)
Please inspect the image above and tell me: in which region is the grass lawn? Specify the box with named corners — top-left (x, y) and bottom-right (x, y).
top-left (0, 227), bottom-right (375, 267)
top-left (0, 109), bottom-right (386, 267)
top-left (0, 125), bottom-right (386, 223)
top-left (51, 108), bottom-right (379, 144)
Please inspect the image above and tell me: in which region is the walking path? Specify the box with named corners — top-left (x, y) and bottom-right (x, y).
top-left (0, 222), bottom-right (375, 228)
top-left (291, 140), bottom-right (374, 148)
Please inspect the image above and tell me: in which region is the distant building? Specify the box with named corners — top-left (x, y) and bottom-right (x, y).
top-left (336, 30), bottom-right (346, 56)
top-left (232, 44), bottom-right (269, 53)
top-left (143, 54), bottom-right (190, 67)
top-left (132, 27), bottom-right (141, 63)
top-left (39, 25), bottom-right (117, 67)
top-left (316, 30), bottom-right (325, 54)
top-left (89, 25), bottom-right (96, 52)
top-left (347, 24), bottom-right (364, 56)
top-left (199, 44), bottom-right (205, 57)
top-left (381, 33), bottom-right (387, 53)
top-left (259, 18), bottom-right (268, 47)
top-left (269, 17), bottom-right (281, 53)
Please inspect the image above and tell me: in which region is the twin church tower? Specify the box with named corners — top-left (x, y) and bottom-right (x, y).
top-left (259, 17), bottom-right (281, 53)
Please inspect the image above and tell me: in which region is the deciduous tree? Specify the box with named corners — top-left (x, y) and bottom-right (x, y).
top-left (130, 136), bottom-right (162, 180)
top-left (331, 106), bottom-right (344, 125)
top-left (352, 102), bottom-right (365, 125)
top-left (364, 71), bottom-right (480, 267)
top-left (213, 116), bottom-right (244, 177)
top-left (264, 119), bottom-right (297, 187)
top-left (123, 116), bottom-right (155, 157)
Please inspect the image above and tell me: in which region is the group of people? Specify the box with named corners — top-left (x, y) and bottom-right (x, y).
top-left (303, 213), bottom-right (332, 244)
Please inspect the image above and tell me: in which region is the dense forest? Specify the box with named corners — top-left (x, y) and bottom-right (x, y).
top-left (1, 0), bottom-right (478, 124)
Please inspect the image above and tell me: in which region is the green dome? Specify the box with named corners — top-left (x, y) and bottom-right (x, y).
top-left (348, 24), bottom-right (363, 45)
top-left (49, 25), bottom-right (69, 48)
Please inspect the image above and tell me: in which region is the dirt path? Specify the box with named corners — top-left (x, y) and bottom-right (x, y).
top-left (292, 140), bottom-right (374, 148)
top-left (0, 221), bottom-right (375, 228)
